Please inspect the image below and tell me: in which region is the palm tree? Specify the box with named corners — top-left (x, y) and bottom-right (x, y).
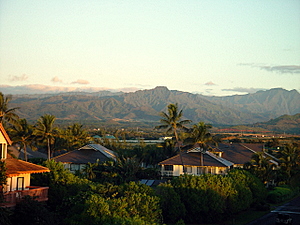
top-left (190, 122), bottom-right (213, 166)
top-left (0, 92), bottom-right (19, 127)
top-left (66, 123), bottom-right (89, 149)
top-left (155, 103), bottom-right (191, 172)
top-left (278, 143), bottom-right (300, 181)
top-left (35, 114), bottom-right (57, 160)
top-left (9, 118), bottom-right (36, 161)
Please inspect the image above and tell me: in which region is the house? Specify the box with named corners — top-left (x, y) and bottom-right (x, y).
top-left (0, 123), bottom-right (50, 207)
top-left (217, 143), bottom-right (278, 167)
top-left (158, 146), bottom-right (233, 177)
top-left (53, 144), bottom-right (117, 172)
top-left (158, 142), bottom-right (277, 177)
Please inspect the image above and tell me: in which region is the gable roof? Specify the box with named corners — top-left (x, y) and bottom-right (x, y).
top-left (158, 151), bottom-right (233, 167)
top-left (0, 123), bottom-right (12, 145)
top-left (218, 143), bottom-right (264, 165)
top-left (5, 155), bottom-right (50, 177)
top-left (79, 144), bottom-right (116, 160)
top-left (53, 144), bottom-right (116, 164)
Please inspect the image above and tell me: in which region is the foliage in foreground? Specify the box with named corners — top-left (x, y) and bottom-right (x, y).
top-left (157, 169), bottom-right (267, 224)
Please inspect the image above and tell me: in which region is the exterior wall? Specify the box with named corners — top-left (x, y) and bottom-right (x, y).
top-left (161, 164), bottom-right (228, 177)
top-left (4, 174), bottom-right (31, 192)
top-left (63, 163), bottom-right (86, 173)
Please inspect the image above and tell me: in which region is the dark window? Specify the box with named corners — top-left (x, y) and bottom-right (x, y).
top-left (164, 165), bottom-right (173, 171)
top-left (70, 164), bottom-right (80, 171)
top-left (17, 177), bottom-right (24, 190)
top-left (184, 166), bottom-right (192, 173)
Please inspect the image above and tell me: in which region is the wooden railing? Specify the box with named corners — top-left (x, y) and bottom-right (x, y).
top-left (0, 186), bottom-right (49, 207)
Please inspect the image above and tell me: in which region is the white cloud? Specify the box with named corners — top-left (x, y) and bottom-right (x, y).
top-left (71, 79), bottom-right (90, 85)
top-left (51, 76), bottom-right (63, 83)
top-left (9, 74), bottom-right (29, 82)
top-left (204, 81), bottom-right (216, 86)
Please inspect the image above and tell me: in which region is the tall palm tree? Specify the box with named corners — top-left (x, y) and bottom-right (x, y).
top-left (0, 92), bottom-right (19, 127)
top-left (278, 143), bottom-right (300, 181)
top-left (9, 118), bottom-right (36, 162)
top-left (190, 121), bottom-right (213, 166)
top-left (66, 123), bottom-right (89, 149)
top-left (155, 103), bottom-right (191, 172)
top-left (35, 114), bottom-right (57, 160)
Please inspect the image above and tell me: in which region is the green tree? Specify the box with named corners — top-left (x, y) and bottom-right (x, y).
top-left (35, 114), bottom-right (57, 160)
top-left (0, 160), bottom-right (7, 203)
top-left (246, 151), bottom-right (277, 184)
top-left (155, 103), bottom-right (191, 171)
top-left (0, 92), bottom-right (19, 127)
top-left (189, 121), bottom-right (213, 166)
top-left (9, 118), bottom-right (36, 161)
top-left (278, 143), bottom-right (300, 181)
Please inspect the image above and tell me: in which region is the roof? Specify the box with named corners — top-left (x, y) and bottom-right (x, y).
top-left (218, 143), bottom-right (264, 165)
top-left (8, 145), bottom-right (48, 160)
top-left (0, 123), bottom-right (12, 145)
top-left (79, 144), bottom-right (116, 160)
top-left (53, 144), bottom-right (116, 164)
top-left (5, 155), bottom-right (50, 177)
top-left (158, 151), bottom-right (232, 167)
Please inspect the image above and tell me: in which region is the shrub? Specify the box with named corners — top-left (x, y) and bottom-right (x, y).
top-left (267, 186), bottom-right (294, 203)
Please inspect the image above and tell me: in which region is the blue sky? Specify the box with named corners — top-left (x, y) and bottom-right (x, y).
top-left (0, 0), bottom-right (299, 96)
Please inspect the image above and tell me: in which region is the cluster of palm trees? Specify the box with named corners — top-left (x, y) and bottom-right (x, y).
top-left (1, 92), bottom-right (89, 161)
top-left (155, 103), bottom-right (214, 170)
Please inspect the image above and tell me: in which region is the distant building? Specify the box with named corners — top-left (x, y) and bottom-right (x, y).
top-left (158, 143), bottom-right (278, 177)
top-left (53, 144), bottom-right (117, 172)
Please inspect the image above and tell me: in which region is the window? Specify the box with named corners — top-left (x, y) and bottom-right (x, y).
top-left (164, 165), bottom-right (173, 171)
top-left (184, 166), bottom-right (192, 173)
top-left (70, 164), bottom-right (80, 171)
top-left (197, 167), bottom-right (205, 174)
top-left (0, 143), bottom-right (5, 159)
top-left (17, 177), bottom-right (24, 190)
top-left (0, 144), bottom-right (2, 159)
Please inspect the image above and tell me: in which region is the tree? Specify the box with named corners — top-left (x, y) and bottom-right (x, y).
top-left (278, 143), bottom-right (300, 181)
top-left (155, 103), bottom-right (191, 171)
top-left (35, 114), bottom-right (57, 160)
top-left (189, 121), bottom-right (213, 166)
top-left (0, 161), bottom-right (7, 203)
top-left (0, 92), bottom-right (19, 127)
top-left (9, 119), bottom-right (36, 162)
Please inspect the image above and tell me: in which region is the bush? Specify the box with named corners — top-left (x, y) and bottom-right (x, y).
top-left (267, 186), bottom-right (294, 203)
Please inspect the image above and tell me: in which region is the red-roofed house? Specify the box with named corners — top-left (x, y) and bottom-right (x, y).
top-left (0, 123), bottom-right (50, 207)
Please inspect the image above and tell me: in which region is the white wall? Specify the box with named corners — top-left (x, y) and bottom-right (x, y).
top-left (4, 174), bottom-right (31, 192)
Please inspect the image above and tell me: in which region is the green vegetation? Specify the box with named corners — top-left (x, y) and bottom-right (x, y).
top-left (1, 95), bottom-right (300, 225)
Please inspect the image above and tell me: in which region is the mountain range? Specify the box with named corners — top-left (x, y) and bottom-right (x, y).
top-left (8, 86), bottom-right (300, 131)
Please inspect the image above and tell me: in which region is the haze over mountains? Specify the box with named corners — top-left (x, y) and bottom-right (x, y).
top-left (7, 87), bottom-right (300, 130)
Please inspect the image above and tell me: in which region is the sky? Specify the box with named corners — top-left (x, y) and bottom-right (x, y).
top-left (0, 0), bottom-right (299, 96)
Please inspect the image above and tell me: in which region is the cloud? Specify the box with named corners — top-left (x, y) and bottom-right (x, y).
top-left (258, 65), bottom-right (300, 74)
top-left (204, 81), bottom-right (216, 86)
top-left (0, 84), bottom-right (141, 95)
top-left (9, 74), bottom-right (29, 82)
top-left (239, 63), bottom-right (300, 74)
top-left (71, 79), bottom-right (90, 85)
top-left (51, 76), bottom-right (63, 83)
top-left (222, 87), bottom-right (266, 93)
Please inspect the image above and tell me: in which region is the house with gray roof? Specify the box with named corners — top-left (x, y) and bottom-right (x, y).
top-left (53, 144), bottom-right (117, 172)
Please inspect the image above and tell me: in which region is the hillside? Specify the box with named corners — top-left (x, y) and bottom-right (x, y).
top-left (203, 88), bottom-right (300, 119)
top-left (8, 87), bottom-right (300, 127)
top-left (253, 113), bottom-right (300, 134)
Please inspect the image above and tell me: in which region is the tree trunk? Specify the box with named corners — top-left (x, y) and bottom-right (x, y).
top-left (174, 129), bottom-right (185, 174)
top-left (47, 137), bottom-right (51, 160)
top-left (23, 143), bottom-right (28, 162)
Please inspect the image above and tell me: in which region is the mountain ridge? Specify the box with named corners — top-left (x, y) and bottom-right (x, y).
top-left (7, 87), bottom-right (300, 127)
